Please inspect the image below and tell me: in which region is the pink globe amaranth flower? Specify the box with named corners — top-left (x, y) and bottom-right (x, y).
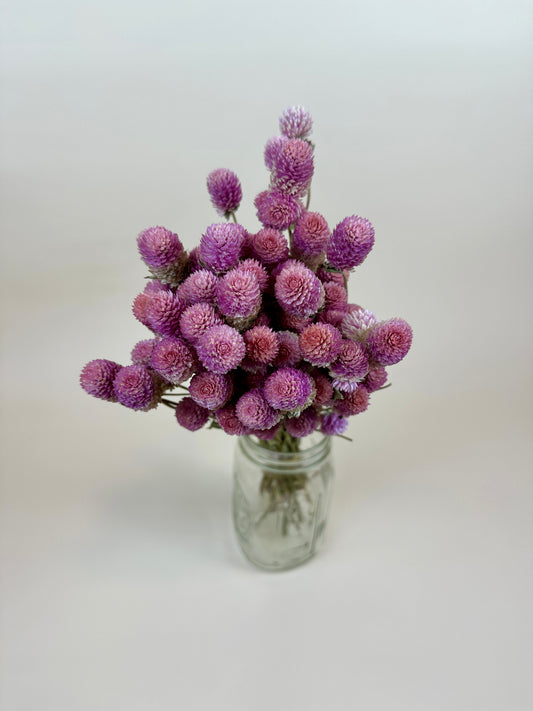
top-left (312, 371), bottom-right (334, 406)
top-left (250, 422), bottom-right (282, 440)
top-left (273, 330), bottom-right (301, 367)
top-left (189, 371), bottom-right (232, 410)
top-left (365, 318), bottom-right (413, 366)
top-left (329, 340), bottom-right (369, 390)
top-left (179, 303), bottom-right (222, 344)
top-left (280, 312), bottom-right (312, 333)
top-left (279, 106), bottom-right (313, 139)
top-left (132, 292), bottom-right (152, 329)
top-left (363, 366), bottom-right (388, 392)
top-left (274, 261), bottom-right (325, 318)
top-left (254, 190), bottom-right (302, 230)
top-left (137, 226), bottom-right (187, 286)
top-left (335, 385), bottom-right (370, 416)
top-left (270, 138), bottom-right (314, 197)
top-left (187, 246), bottom-right (203, 273)
top-left (316, 267), bottom-right (348, 286)
top-left (150, 337), bottom-right (195, 385)
top-left (216, 267), bottom-right (261, 321)
top-left (196, 324), bottom-right (246, 374)
top-left (200, 223), bottom-right (245, 274)
top-left (299, 323), bottom-right (342, 367)
top-left (80, 359), bottom-right (122, 401)
top-left (179, 270), bottom-right (218, 306)
top-left (215, 404), bottom-right (249, 435)
top-left (263, 367), bottom-right (315, 412)
top-left (144, 290), bottom-right (186, 337)
top-left (245, 367), bottom-right (268, 388)
top-left (244, 326), bottom-right (280, 365)
top-left (206, 168), bottom-right (242, 216)
top-left (264, 136), bottom-right (287, 170)
top-left (131, 338), bottom-right (158, 366)
top-left (285, 408), bottom-right (319, 438)
top-left (236, 389), bottom-right (281, 430)
top-left (113, 364), bottom-right (157, 411)
top-left (292, 211), bottom-right (330, 268)
top-left (341, 307), bottom-right (378, 341)
top-left (321, 412), bottom-right (348, 436)
top-left (317, 307), bottom-right (347, 328)
top-left (144, 279), bottom-right (170, 294)
top-left (327, 215), bottom-right (375, 270)
top-left (251, 228), bottom-right (289, 265)
top-left (238, 258), bottom-right (269, 292)
top-left (175, 397), bottom-right (209, 431)
top-left (324, 281), bottom-right (348, 310)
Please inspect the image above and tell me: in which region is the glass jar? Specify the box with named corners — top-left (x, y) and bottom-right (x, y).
top-left (232, 432), bottom-right (334, 570)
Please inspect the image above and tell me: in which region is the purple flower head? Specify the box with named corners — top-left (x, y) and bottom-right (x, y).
top-left (200, 223), bottom-right (245, 274)
top-left (264, 136), bottom-right (287, 170)
top-left (316, 267), bottom-right (347, 286)
top-left (273, 331), bottom-right (301, 367)
top-left (321, 412), bottom-right (348, 436)
top-left (236, 389), bottom-right (281, 430)
top-left (196, 324), bottom-right (246, 374)
top-left (131, 339), bottom-right (158, 366)
top-left (244, 326), bottom-right (279, 365)
top-left (146, 290), bottom-right (185, 337)
top-left (179, 303), bottom-right (222, 344)
top-left (254, 190), bottom-right (302, 230)
top-left (238, 258), bottom-right (269, 291)
top-left (335, 385), bottom-right (370, 417)
top-left (341, 307), bottom-right (378, 341)
top-left (317, 307), bottom-right (347, 328)
top-left (137, 226), bottom-right (187, 286)
top-left (280, 312), bottom-right (313, 333)
top-left (179, 270), bottom-right (218, 306)
top-left (279, 106), bottom-right (313, 139)
top-left (329, 340), bottom-right (369, 391)
top-left (132, 292), bottom-right (152, 328)
top-left (250, 422), bottom-right (282, 440)
top-left (299, 323), bottom-right (342, 367)
top-left (251, 228), bottom-right (289, 265)
top-left (327, 215), bottom-right (375, 270)
top-left (270, 138), bottom-right (314, 197)
top-left (285, 408), bottom-right (319, 438)
top-left (150, 337), bottom-right (195, 384)
top-left (80, 359), bottom-right (122, 401)
top-left (187, 246), bottom-right (203, 273)
top-left (312, 371), bottom-right (334, 406)
top-left (215, 404), bottom-right (249, 435)
top-left (274, 261), bottom-right (325, 317)
top-left (292, 211), bottom-right (330, 268)
top-left (144, 279), bottom-right (170, 294)
top-left (264, 367), bottom-right (315, 412)
top-left (366, 318), bottom-right (413, 366)
top-left (175, 397), bottom-right (209, 431)
top-left (363, 366), bottom-right (388, 392)
top-left (206, 168), bottom-right (242, 216)
top-left (245, 368), bottom-right (269, 388)
top-left (324, 282), bottom-right (348, 311)
top-left (114, 364), bottom-right (157, 411)
top-left (189, 371), bottom-right (232, 410)
top-left (216, 267), bottom-right (261, 322)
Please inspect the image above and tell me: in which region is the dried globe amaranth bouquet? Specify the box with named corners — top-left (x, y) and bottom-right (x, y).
top-left (80, 106), bottom-right (412, 554)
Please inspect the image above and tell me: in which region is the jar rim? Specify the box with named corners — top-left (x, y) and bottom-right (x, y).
top-left (238, 432), bottom-right (331, 472)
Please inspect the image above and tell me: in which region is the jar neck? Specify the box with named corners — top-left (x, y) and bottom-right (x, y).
top-left (239, 433), bottom-right (331, 473)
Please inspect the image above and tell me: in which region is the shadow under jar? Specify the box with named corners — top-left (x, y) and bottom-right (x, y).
top-left (233, 432), bottom-right (334, 571)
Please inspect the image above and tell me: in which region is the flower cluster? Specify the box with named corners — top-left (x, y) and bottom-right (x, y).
top-left (80, 106), bottom-right (412, 443)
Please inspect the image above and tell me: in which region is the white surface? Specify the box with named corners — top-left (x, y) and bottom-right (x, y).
top-left (1, 1), bottom-right (532, 709)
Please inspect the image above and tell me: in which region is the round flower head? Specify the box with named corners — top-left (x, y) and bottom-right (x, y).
top-left (335, 385), bottom-right (370, 417)
top-left (299, 323), bottom-right (342, 367)
top-left (317, 307), bottom-right (347, 328)
top-left (189, 371), bottom-right (232, 410)
top-left (279, 105), bottom-right (313, 139)
top-left (196, 324), bottom-right (246, 374)
top-left (244, 326), bottom-right (279, 365)
top-left (187, 246), bottom-right (203, 273)
top-left (137, 226), bottom-right (187, 285)
top-left (175, 397), bottom-right (209, 431)
top-left (312, 371), bottom-right (334, 406)
top-left (280, 312), bottom-right (312, 333)
top-left (363, 366), bottom-right (388, 392)
top-left (329, 340), bottom-right (369, 391)
top-left (324, 282), bottom-right (348, 311)
top-left (270, 138), bottom-right (314, 197)
top-left (264, 367), bottom-right (315, 412)
top-left (206, 168), bottom-right (242, 216)
top-left (251, 228), bottom-right (289, 265)
top-left (264, 136), bottom-right (287, 170)
top-left (341, 307), bottom-right (378, 341)
top-left (321, 412), bottom-right (348, 436)
top-left (131, 338), bottom-right (158, 366)
top-left (292, 211), bottom-right (330, 268)
top-left (179, 269), bottom-right (218, 306)
top-left (179, 303), bottom-right (222, 344)
top-left (254, 190), bottom-right (302, 230)
top-left (365, 318), bottom-right (413, 366)
top-left (145, 290), bottom-right (185, 337)
top-left (144, 279), bottom-right (169, 294)
top-left (274, 261), bottom-right (325, 317)
top-left (80, 359), bottom-right (122, 401)
top-left (200, 223), bottom-right (245, 274)
top-left (215, 404), bottom-right (249, 436)
top-left (316, 267), bottom-right (347, 286)
top-left (150, 337), bottom-right (195, 384)
top-left (114, 364), bottom-right (157, 411)
top-left (236, 389), bottom-right (281, 430)
top-left (132, 292), bottom-right (152, 329)
top-left (273, 330), bottom-right (301, 367)
top-left (238, 258), bottom-right (269, 291)
top-left (285, 408), bottom-right (319, 438)
top-left (216, 267), bottom-right (261, 322)
top-left (327, 215), bottom-right (375, 270)
top-left (250, 422), bottom-right (282, 440)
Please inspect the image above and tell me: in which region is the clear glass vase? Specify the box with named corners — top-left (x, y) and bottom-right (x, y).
top-left (232, 431), bottom-right (334, 571)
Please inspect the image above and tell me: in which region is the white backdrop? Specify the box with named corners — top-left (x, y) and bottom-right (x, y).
top-left (1, 1), bottom-right (532, 709)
